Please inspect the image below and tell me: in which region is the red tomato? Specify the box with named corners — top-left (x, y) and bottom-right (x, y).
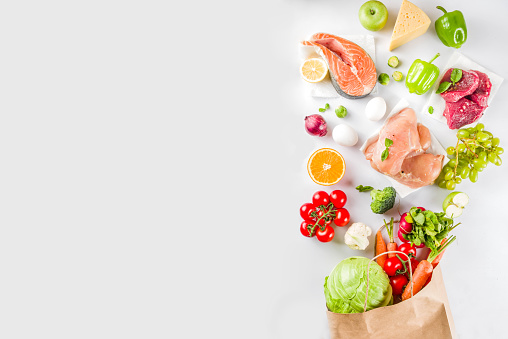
top-left (330, 190), bottom-right (347, 209)
top-left (312, 191), bottom-right (330, 208)
top-left (397, 243), bottom-right (417, 261)
top-left (316, 226), bottom-right (335, 242)
top-left (383, 257), bottom-right (403, 276)
top-left (300, 221), bottom-right (314, 237)
top-left (389, 275), bottom-right (408, 295)
top-left (334, 208), bottom-right (350, 227)
top-left (300, 203), bottom-right (316, 221)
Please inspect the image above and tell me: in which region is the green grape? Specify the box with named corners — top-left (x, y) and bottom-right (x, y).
top-left (479, 151), bottom-right (488, 163)
top-left (443, 165), bottom-right (453, 173)
top-left (492, 137), bottom-right (500, 147)
top-left (488, 152), bottom-right (497, 164)
top-left (496, 147), bottom-right (504, 155)
top-left (477, 132), bottom-right (489, 142)
top-left (494, 155), bottom-right (502, 166)
top-left (454, 177), bottom-right (462, 184)
top-left (476, 123), bottom-right (485, 132)
top-left (484, 131), bottom-right (493, 139)
top-left (448, 159), bottom-right (457, 168)
top-left (457, 129), bottom-right (470, 139)
top-left (460, 166), bottom-right (470, 179)
top-left (467, 127), bottom-right (476, 134)
top-left (446, 146), bottom-right (455, 155)
top-left (437, 179), bottom-right (447, 189)
top-left (444, 171), bottom-right (454, 180)
top-left (446, 180), bottom-right (456, 190)
top-left (457, 144), bottom-right (467, 153)
top-left (472, 159), bottom-right (484, 170)
top-left (458, 158), bottom-right (468, 167)
top-left (469, 169), bottom-right (478, 183)
top-left (483, 140), bottom-right (492, 148)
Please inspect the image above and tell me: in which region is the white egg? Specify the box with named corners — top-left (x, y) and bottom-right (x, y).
top-left (365, 97), bottom-right (387, 121)
top-left (332, 124), bottom-right (358, 146)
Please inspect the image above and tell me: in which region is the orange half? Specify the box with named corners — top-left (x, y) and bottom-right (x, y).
top-left (307, 148), bottom-right (346, 186)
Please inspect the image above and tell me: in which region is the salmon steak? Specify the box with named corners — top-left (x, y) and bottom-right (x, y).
top-left (302, 33), bottom-right (377, 99)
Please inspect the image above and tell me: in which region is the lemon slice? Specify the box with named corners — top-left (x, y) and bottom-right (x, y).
top-left (300, 58), bottom-right (328, 83)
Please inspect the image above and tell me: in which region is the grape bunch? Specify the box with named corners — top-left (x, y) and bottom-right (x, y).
top-left (436, 123), bottom-right (503, 190)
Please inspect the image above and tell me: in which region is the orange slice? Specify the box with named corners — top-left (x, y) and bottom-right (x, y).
top-left (300, 58), bottom-right (328, 83)
top-left (307, 148), bottom-right (346, 186)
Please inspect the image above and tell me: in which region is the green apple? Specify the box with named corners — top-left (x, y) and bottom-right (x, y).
top-left (358, 1), bottom-right (388, 31)
top-left (442, 192), bottom-right (469, 218)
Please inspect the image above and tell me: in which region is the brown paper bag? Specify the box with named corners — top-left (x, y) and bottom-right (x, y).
top-left (326, 266), bottom-right (456, 339)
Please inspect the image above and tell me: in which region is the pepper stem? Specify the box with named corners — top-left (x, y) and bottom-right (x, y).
top-left (436, 6), bottom-right (447, 14)
top-left (429, 53), bottom-right (440, 64)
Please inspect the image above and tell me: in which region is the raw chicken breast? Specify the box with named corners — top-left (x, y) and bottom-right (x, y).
top-left (393, 154), bottom-right (444, 188)
top-left (370, 108), bottom-right (423, 176)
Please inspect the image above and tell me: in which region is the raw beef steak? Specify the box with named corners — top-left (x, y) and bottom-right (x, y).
top-left (443, 97), bottom-right (485, 129)
top-left (440, 69), bottom-right (479, 102)
top-left (469, 70), bottom-right (492, 108)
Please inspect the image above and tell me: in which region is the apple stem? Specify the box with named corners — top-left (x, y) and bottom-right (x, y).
top-left (370, 9), bottom-right (375, 15)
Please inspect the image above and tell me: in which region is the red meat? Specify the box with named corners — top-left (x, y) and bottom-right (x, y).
top-left (469, 71), bottom-right (492, 108)
top-left (440, 69), bottom-right (479, 103)
top-left (443, 97), bottom-right (485, 130)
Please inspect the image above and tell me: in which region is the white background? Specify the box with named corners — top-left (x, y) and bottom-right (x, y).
top-left (0, 0), bottom-right (506, 338)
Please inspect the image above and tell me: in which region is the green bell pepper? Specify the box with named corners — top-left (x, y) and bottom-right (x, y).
top-left (405, 54), bottom-right (440, 95)
top-left (435, 6), bottom-right (467, 48)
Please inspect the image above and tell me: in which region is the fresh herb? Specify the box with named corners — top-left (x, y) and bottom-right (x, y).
top-left (436, 81), bottom-right (452, 94)
top-left (450, 68), bottom-right (463, 84)
top-left (381, 138), bottom-right (393, 162)
top-left (356, 185), bottom-right (374, 192)
top-left (335, 105), bottom-right (347, 118)
top-left (392, 71), bottom-right (403, 82)
top-left (428, 106), bottom-right (434, 114)
top-left (319, 103), bottom-right (330, 112)
top-left (378, 73), bottom-right (390, 85)
top-left (403, 207), bottom-right (460, 251)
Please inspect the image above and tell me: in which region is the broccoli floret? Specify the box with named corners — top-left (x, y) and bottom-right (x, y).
top-left (370, 187), bottom-right (396, 214)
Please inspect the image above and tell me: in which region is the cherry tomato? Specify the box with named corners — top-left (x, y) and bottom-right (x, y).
top-left (300, 203), bottom-right (316, 221)
top-left (389, 275), bottom-right (408, 295)
top-left (312, 191), bottom-right (330, 208)
top-left (300, 221), bottom-right (314, 237)
top-left (397, 243), bottom-right (417, 261)
top-left (334, 208), bottom-right (350, 227)
top-left (383, 257), bottom-right (403, 276)
top-left (316, 226), bottom-right (334, 242)
top-left (330, 190), bottom-right (347, 209)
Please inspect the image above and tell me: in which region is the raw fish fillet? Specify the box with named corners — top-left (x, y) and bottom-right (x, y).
top-left (301, 33), bottom-right (376, 99)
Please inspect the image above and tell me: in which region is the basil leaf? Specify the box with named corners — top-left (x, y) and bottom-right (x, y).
top-left (450, 68), bottom-right (463, 84)
top-left (381, 149), bottom-right (389, 162)
top-left (356, 185), bottom-right (374, 192)
top-left (436, 81), bottom-right (452, 94)
top-left (335, 105), bottom-right (347, 118)
top-left (428, 106), bottom-right (434, 114)
top-left (385, 138), bottom-right (393, 147)
top-left (319, 108), bottom-right (326, 112)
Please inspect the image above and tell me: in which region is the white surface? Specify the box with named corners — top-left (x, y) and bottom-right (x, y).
top-left (422, 51), bottom-right (504, 126)
top-left (1, 1), bottom-right (508, 339)
top-left (359, 99), bottom-right (448, 198)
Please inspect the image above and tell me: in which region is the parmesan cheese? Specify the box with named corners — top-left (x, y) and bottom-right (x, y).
top-left (389, 0), bottom-right (431, 51)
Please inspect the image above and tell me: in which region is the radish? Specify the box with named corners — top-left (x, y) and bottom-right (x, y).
top-left (398, 228), bottom-right (409, 243)
top-left (442, 192), bottom-right (469, 218)
top-left (399, 212), bottom-right (413, 234)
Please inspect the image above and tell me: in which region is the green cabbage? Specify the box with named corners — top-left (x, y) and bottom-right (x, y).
top-left (324, 257), bottom-right (392, 314)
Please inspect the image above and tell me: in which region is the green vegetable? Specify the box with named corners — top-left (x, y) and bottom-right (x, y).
top-left (380, 138), bottom-right (393, 162)
top-left (370, 186), bottom-right (396, 214)
top-left (403, 207), bottom-right (460, 252)
top-left (378, 73), bottom-right (390, 85)
top-left (436, 82), bottom-right (451, 94)
top-left (324, 257), bottom-right (392, 314)
top-left (428, 106), bottom-right (434, 114)
top-left (392, 71), bottom-right (403, 82)
top-left (435, 6), bottom-right (467, 49)
top-left (319, 103), bottom-right (330, 112)
top-left (335, 105), bottom-right (347, 118)
top-left (405, 53), bottom-right (440, 95)
top-left (388, 56), bottom-right (399, 68)
top-left (356, 185), bottom-right (374, 192)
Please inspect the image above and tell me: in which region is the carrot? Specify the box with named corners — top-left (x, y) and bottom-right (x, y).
top-left (385, 218), bottom-right (397, 258)
top-left (375, 229), bottom-right (387, 268)
top-left (402, 236), bottom-right (456, 300)
top-left (430, 238), bottom-right (447, 268)
top-left (401, 259), bottom-right (433, 301)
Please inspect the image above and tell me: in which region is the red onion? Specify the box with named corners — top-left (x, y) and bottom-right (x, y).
top-left (304, 114), bottom-right (327, 137)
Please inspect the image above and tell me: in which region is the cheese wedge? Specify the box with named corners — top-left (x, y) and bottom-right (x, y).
top-left (389, 0), bottom-right (431, 51)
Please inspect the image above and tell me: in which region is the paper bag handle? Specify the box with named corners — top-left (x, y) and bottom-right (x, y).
top-left (364, 251), bottom-right (414, 312)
